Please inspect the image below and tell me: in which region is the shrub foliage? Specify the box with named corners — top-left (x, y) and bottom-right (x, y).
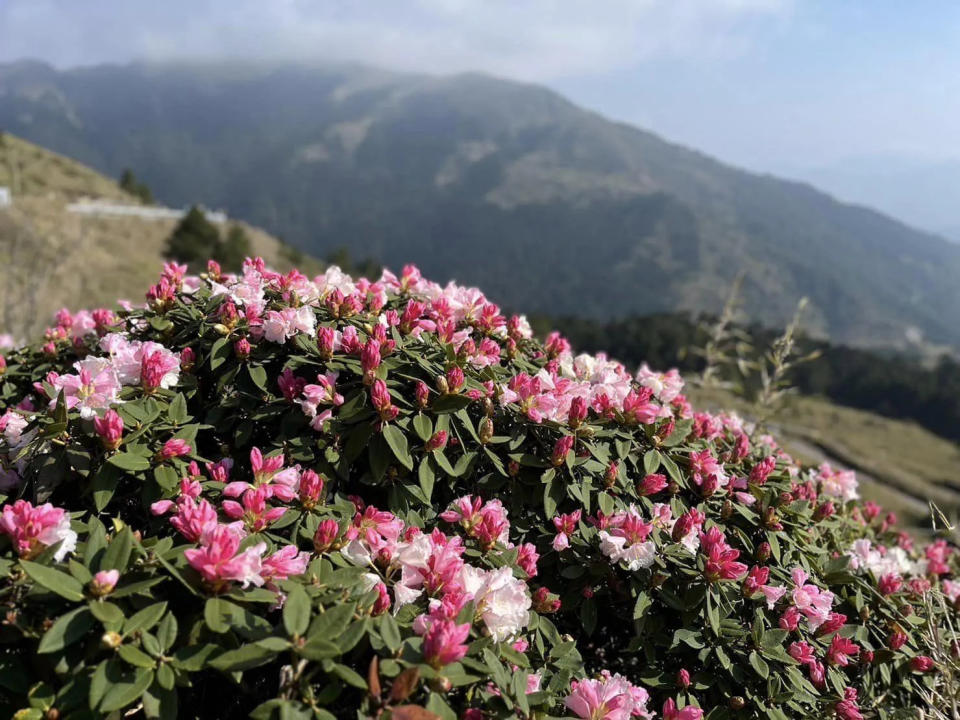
top-left (0, 259), bottom-right (953, 720)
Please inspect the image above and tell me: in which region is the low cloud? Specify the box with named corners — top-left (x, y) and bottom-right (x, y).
top-left (0, 0), bottom-right (790, 79)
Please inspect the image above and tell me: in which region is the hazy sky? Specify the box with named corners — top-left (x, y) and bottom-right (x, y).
top-left (1, 0), bottom-right (958, 175)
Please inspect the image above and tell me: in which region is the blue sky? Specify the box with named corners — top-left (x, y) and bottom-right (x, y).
top-left (1, 0), bottom-right (958, 176)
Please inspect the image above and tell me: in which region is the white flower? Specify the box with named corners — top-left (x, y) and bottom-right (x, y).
top-left (459, 565), bottom-right (530, 641)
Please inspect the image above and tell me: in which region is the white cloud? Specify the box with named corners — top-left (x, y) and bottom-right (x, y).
top-left (0, 0), bottom-right (790, 79)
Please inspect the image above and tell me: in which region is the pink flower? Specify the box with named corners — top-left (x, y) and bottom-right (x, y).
top-left (140, 342), bottom-right (181, 391)
top-left (910, 655), bottom-right (935, 673)
top-left (0, 500), bottom-right (77, 561)
top-left (779, 606), bottom-right (801, 631)
top-left (51, 358), bottom-right (121, 419)
top-left (826, 634), bottom-right (860, 667)
top-left (663, 698), bottom-right (704, 720)
top-left (888, 629), bottom-right (907, 651)
top-left (157, 497), bottom-right (219, 542)
top-left (834, 687), bottom-right (863, 720)
top-left (700, 528), bottom-right (747, 582)
top-left (261, 545), bottom-right (310, 583)
top-left (93, 409), bottom-right (124, 450)
top-left (621, 388), bottom-right (660, 425)
top-left (515, 542), bottom-right (539, 577)
top-left (689, 449), bottom-right (728, 491)
top-left (637, 473), bottom-right (667, 497)
top-left (156, 438), bottom-right (192, 461)
top-left (789, 641), bottom-right (816, 665)
top-left (565, 675), bottom-right (643, 720)
top-left (422, 619), bottom-right (470, 668)
top-left (222, 486), bottom-right (287, 532)
top-left (205, 458), bottom-right (234, 483)
top-left (90, 569), bottom-right (120, 596)
top-left (184, 523), bottom-right (266, 591)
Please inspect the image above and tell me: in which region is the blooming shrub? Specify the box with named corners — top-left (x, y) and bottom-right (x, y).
top-left (0, 257), bottom-right (953, 719)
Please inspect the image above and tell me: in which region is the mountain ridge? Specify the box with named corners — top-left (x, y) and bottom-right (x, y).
top-left (2, 59), bottom-right (958, 350)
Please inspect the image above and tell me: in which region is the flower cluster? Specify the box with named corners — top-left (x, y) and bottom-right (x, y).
top-left (0, 257), bottom-right (954, 720)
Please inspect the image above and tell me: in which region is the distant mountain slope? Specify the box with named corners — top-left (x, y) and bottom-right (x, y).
top-left (2, 60), bottom-right (960, 349)
top-left (0, 132), bottom-right (309, 338)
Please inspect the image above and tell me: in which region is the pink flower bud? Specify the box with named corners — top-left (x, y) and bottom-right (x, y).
top-left (676, 669), bottom-right (691, 689)
top-left (415, 381), bottom-right (430, 408)
top-left (446, 366), bottom-right (464, 393)
top-left (93, 409), bottom-right (124, 450)
top-left (156, 438), bottom-right (191, 462)
top-left (425, 430), bottom-right (448, 452)
top-left (298, 470), bottom-right (324, 509)
top-left (234, 338), bottom-right (251, 359)
top-left (568, 396), bottom-right (588, 428)
top-left (90, 569), bottom-right (120, 596)
top-left (317, 326), bottom-right (337, 359)
top-left (552, 435), bottom-right (575, 467)
top-left (180, 347), bottom-right (195, 372)
top-left (532, 586), bottom-right (561, 613)
top-left (910, 655), bottom-right (934, 673)
top-left (313, 519), bottom-right (340, 553)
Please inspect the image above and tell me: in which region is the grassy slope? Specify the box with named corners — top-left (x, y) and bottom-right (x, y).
top-left (689, 387), bottom-right (960, 533)
top-left (0, 133), bottom-right (317, 338)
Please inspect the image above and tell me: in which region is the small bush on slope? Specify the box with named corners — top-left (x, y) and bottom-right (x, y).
top-left (0, 258), bottom-right (953, 720)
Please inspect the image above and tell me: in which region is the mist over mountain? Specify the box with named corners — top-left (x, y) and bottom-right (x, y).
top-left (789, 155), bottom-right (960, 243)
top-left (3, 59), bottom-right (960, 349)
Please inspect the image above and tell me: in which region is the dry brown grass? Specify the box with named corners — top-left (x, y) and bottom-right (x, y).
top-left (0, 133), bottom-right (318, 338)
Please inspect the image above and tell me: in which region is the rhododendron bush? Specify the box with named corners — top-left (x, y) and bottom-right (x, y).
top-left (0, 259), bottom-right (953, 719)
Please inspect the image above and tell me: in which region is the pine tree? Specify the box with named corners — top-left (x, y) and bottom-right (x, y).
top-left (217, 224), bottom-right (251, 272)
top-left (165, 206), bottom-right (221, 267)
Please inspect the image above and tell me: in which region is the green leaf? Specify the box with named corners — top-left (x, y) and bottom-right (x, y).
top-left (581, 597), bottom-right (597, 635)
top-left (413, 414), bottom-right (433, 442)
top-left (283, 584), bottom-right (310, 637)
top-left (248, 364), bottom-right (268, 390)
top-left (38, 607), bottom-right (94, 654)
top-left (749, 651), bottom-right (770, 679)
top-left (379, 613), bottom-right (402, 652)
top-left (543, 476), bottom-right (564, 518)
top-left (633, 592), bottom-right (652, 620)
top-left (210, 643), bottom-right (279, 672)
top-left (107, 451), bottom-right (151, 472)
top-left (418, 460), bottom-right (436, 502)
top-left (166, 393), bottom-right (189, 425)
top-left (125, 602), bottom-right (168, 636)
top-left (101, 527), bottom-right (134, 572)
top-left (382, 424), bottom-right (414, 470)
top-left (156, 613), bottom-right (178, 652)
top-left (89, 601), bottom-right (125, 626)
top-left (331, 663), bottom-right (367, 689)
top-left (204, 597), bottom-right (231, 634)
top-left (643, 450), bottom-right (662, 474)
top-left (21, 560), bottom-right (85, 601)
top-left (119, 644), bottom-right (157, 669)
top-left (209, 337), bottom-right (230, 370)
top-left (99, 668), bottom-right (154, 712)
